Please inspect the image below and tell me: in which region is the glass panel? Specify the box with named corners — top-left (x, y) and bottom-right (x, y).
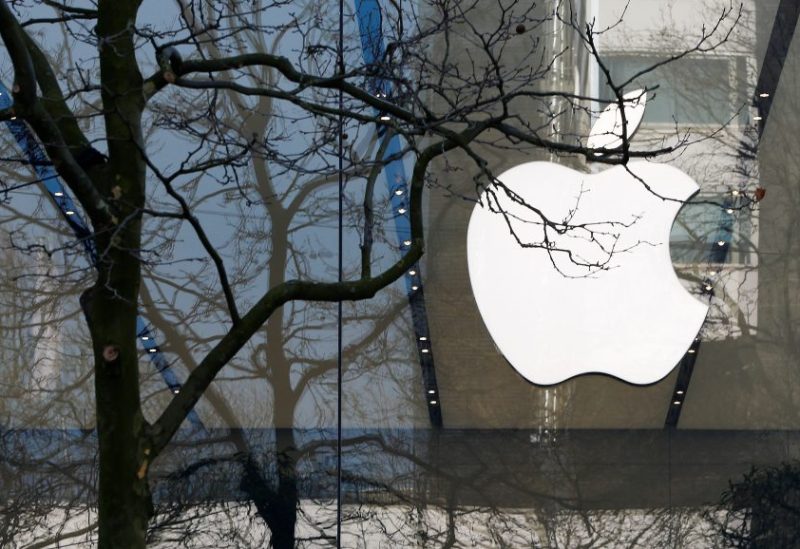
top-left (599, 55), bottom-right (736, 125)
top-left (670, 195), bottom-right (755, 265)
top-left (2, 0), bottom-right (799, 547)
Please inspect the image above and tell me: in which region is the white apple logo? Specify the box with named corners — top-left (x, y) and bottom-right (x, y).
top-left (466, 91), bottom-right (708, 385)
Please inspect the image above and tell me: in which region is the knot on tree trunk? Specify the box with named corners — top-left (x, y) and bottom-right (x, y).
top-left (102, 344), bottom-right (120, 363)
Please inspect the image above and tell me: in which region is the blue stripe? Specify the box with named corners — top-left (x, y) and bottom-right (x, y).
top-left (0, 82), bottom-right (203, 428)
top-left (355, 0), bottom-right (443, 426)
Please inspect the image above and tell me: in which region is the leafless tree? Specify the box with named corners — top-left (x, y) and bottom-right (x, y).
top-left (0, 0), bottom-right (745, 547)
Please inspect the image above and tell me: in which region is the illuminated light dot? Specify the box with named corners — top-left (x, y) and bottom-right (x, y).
top-left (421, 348), bottom-right (430, 353)
top-left (379, 115), bottom-right (391, 121)
top-left (411, 285), bottom-right (419, 291)
top-left (726, 208), bottom-right (734, 214)
top-left (731, 190), bottom-right (740, 196)
top-left (10, 116), bottom-right (16, 120)
top-left (673, 400), bottom-right (681, 405)
top-left (687, 349), bottom-right (696, 354)
top-left (408, 269), bottom-right (417, 276)
top-left (759, 92), bottom-right (769, 98)
top-left (419, 336), bottom-right (428, 341)
top-left (677, 390), bottom-right (685, 395)
top-left (428, 389), bottom-right (436, 394)
top-left (54, 191), bottom-right (64, 197)
top-left (65, 210), bottom-right (75, 215)
top-left (397, 208), bottom-right (407, 215)
top-left (394, 189), bottom-right (404, 196)
top-left (403, 239), bottom-right (412, 246)
top-left (753, 116), bottom-right (762, 121)
top-left (709, 270), bottom-right (718, 276)
top-left (148, 348), bottom-right (157, 353)
top-left (704, 284), bottom-right (712, 291)
top-left (141, 336), bottom-right (150, 341)
top-left (173, 388), bottom-right (180, 394)
top-left (430, 400), bottom-right (438, 405)
top-left (717, 240), bottom-right (726, 247)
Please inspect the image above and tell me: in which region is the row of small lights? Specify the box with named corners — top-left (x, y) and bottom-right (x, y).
top-left (410, 277), bottom-right (436, 405)
top-left (676, 184), bottom-right (737, 406)
top-left (371, 85), bottom-right (437, 407)
top-left (672, 337), bottom-right (699, 408)
top-left (674, 89), bottom-right (769, 410)
top-left (1, 101), bottom-right (73, 214)
top-left (2, 91), bottom-right (187, 398)
top-left (1, 97), bottom-right (76, 216)
top-left (377, 88), bottom-right (437, 409)
top-left (54, 189), bottom-right (76, 216)
top-left (375, 90), bottom-right (393, 122)
top-left (708, 188), bottom-right (746, 283)
top-left (141, 332), bottom-right (180, 394)
top-left (753, 91), bottom-right (770, 122)
top-left (397, 187), bottom-right (436, 405)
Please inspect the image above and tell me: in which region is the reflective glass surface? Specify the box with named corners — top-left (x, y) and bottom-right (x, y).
top-left (1, 0), bottom-right (799, 547)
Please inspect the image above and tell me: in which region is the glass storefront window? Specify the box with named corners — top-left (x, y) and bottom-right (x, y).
top-left (599, 55), bottom-right (739, 126)
top-left (0, 1), bottom-right (798, 547)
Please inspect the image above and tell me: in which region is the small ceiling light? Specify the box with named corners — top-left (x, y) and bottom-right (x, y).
top-left (408, 269), bottom-right (416, 276)
top-left (430, 400), bottom-right (438, 405)
top-left (726, 208), bottom-right (734, 214)
top-left (173, 388), bottom-right (180, 394)
top-left (687, 349), bottom-right (696, 354)
top-left (753, 116), bottom-right (762, 121)
top-left (403, 239), bottom-right (412, 246)
top-left (673, 400), bottom-right (681, 405)
top-left (141, 335), bottom-right (150, 341)
top-left (419, 336), bottom-right (428, 341)
top-left (148, 348), bottom-right (157, 353)
top-left (65, 210), bottom-right (75, 215)
top-left (709, 270), bottom-right (718, 276)
top-left (397, 207), bottom-right (407, 215)
top-left (731, 190), bottom-right (740, 196)
top-left (379, 115), bottom-right (391, 121)
top-left (704, 284), bottom-right (713, 291)
top-left (421, 348), bottom-right (430, 353)
top-left (10, 116), bottom-right (16, 120)
top-left (411, 285), bottom-right (419, 291)
top-left (394, 189), bottom-right (404, 196)
top-left (427, 389), bottom-right (435, 394)
top-left (717, 240), bottom-right (726, 247)
top-left (54, 191), bottom-right (64, 197)
top-left (677, 390), bottom-right (685, 395)
top-left (759, 92), bottom-right (769, 98)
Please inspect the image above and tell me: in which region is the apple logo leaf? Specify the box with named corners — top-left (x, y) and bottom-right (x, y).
top-left (587, 89), bottom-right (647, 155)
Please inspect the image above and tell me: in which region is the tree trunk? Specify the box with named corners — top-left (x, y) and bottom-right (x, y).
top-left (271, 427), bottom-right (299, 549)
top-left (90, 2), bottom-right (149, 545)
top-left (263, 211), bottom-right (300, 548)
top-left (85, 245), bottom-right (151, 549)
top-left (238, 428), bottom-right (299, 549)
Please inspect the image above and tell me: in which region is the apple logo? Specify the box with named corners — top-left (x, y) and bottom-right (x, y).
top-left (466, 90), bottom-right (708, 385)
